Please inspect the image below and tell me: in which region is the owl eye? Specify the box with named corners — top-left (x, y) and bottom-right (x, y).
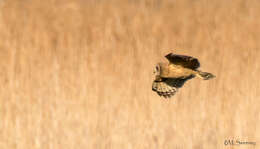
top-left (156, 65), bottom-right (160, 71)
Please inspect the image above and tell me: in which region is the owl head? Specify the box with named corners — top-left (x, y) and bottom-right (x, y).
top-left (153, 63), bottom-right (163, 81)
top-left (153, 63), bottom-right (161, 75)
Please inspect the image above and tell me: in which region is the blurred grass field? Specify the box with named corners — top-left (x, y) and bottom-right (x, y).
top-left (0, 0), bottom-right (259, 148)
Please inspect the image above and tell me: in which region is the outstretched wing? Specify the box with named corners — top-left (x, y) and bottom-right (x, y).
top-left (152, 80), bottom-right (178, 98)
top-left (152, 76), bottom-right (194, 98)
top-left (165, 53), bottom-right (200, 70)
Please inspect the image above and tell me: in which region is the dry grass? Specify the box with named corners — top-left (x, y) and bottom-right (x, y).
top-left (0, 0), bottom-right (259, 148)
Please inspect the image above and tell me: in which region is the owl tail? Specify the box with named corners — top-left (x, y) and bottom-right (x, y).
top-left (196, 70), bottom-right (215, 80)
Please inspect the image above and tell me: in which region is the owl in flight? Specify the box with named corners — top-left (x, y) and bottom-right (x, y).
top-left (152, 53), bottom-right (215, 98)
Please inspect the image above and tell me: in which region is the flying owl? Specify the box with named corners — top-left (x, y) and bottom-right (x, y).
top-left (152, 53), bottom-right (215, 98)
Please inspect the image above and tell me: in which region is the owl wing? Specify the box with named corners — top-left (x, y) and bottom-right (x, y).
top-left (152, 76), bottom-right (194, 98)
top-left (165, 53), bottom-right (200, 70)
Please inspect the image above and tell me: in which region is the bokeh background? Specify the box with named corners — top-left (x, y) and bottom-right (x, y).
top-left (0, 0), bottom-right (259, 148)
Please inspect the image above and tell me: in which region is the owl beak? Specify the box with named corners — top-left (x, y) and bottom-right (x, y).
top-left (153, 69), bottom-right (156, 75)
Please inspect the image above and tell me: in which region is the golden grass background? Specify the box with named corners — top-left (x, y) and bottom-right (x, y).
top-left (0, 0), bottom-right (259, 148)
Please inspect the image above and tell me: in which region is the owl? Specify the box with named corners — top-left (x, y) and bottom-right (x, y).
top-left (152, 53), bottom-right (215, 98)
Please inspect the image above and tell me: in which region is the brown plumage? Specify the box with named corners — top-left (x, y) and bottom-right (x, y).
top-left (152, 53), bottom-right (215, 98)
